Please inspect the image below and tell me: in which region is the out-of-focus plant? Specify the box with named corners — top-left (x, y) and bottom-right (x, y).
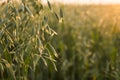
top-left (47, 5), bottom-right (120, 80)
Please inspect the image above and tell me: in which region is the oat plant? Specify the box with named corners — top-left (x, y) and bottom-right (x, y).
top-left (0, 0), bottom-right (61, 80)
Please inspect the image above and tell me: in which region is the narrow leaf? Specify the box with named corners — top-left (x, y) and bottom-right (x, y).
top-left (0, 63), bottom-right (4, 71)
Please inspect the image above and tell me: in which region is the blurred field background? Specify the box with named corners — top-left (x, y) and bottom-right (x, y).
top-left (0, 0), bottom-right (120, 80)
top-left (45, 3), bottom-right (120, 80)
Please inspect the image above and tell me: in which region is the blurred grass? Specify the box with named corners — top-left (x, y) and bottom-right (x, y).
top-left (46, 4), bottom-right (120, 80)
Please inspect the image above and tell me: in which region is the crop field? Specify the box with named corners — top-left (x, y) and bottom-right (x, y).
top-left (48, 4), bottom-right (120, 80)
top-left (0, 0), bottom-right (120, 80)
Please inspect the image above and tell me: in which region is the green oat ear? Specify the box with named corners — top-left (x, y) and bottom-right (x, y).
top-left (59, 8), bottom-right (64, 23)
top-left (54, 12), bottom-right (59, 20)
top-left (60, 8), bottom-right (63, 18)
top-left (47, 0), bottom-right (52, 10)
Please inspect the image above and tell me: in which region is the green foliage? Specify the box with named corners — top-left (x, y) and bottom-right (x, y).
top-left (0, 0), bottom-right (58, 80)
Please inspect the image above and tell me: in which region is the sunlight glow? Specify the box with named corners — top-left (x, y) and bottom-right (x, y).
top-left (42, 0), bottom-right (120, 4)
